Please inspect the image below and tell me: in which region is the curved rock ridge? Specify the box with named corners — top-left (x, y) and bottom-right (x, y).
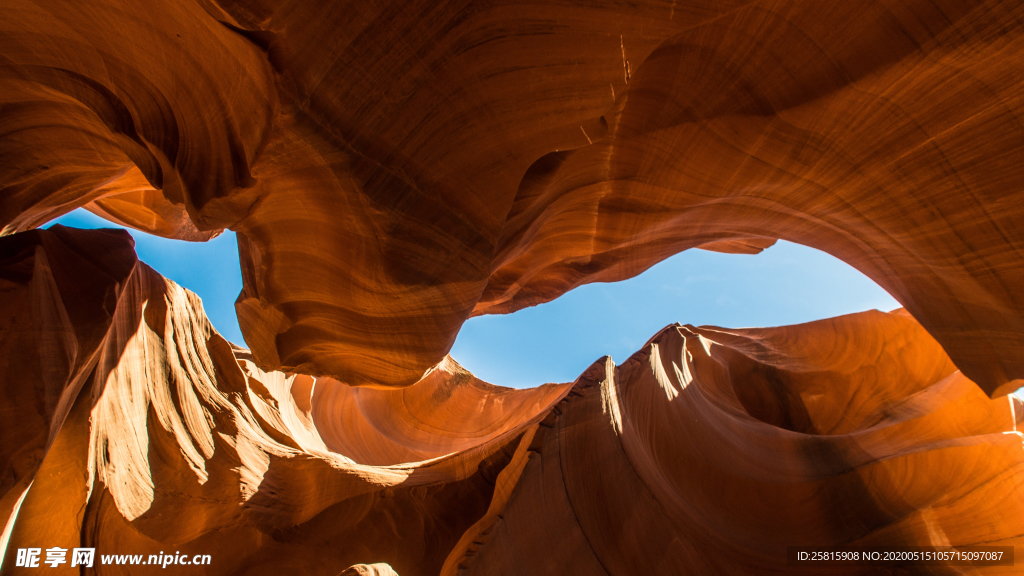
top-left (2, 0), bottom-right (1023, 394)
top-left (467, 316), bottom-right (1024, 574)
top-left (1, 228), bottom-right (1021, 574)
top-left (1, 228), bottom-right (552, 574)
top-left (308, 358), bottom-right (569, 466)
top-left (0, 0), bottom-right (275, 238)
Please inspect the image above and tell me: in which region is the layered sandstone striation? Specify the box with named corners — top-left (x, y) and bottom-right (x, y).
top-left (2, 0), bottom-right (1024, 573)
top-left (2, 0), bottom-right (1023, 395)
top-left (1, 228), bottom-right (1021, 574)
top-left (1, 228), bottom-right (563, 575)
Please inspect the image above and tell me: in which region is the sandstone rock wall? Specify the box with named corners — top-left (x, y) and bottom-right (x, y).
top-left (1, 228), bottom-right (1020, 574)
top-left (1, 0), bottom-right (1023, 395)
top-left (2, 0), bottom-right (1024, 573)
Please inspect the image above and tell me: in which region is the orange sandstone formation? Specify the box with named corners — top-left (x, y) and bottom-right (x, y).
top-left (1, 0), bottom-right (1023, 395)
top-left (2, 0), bottom-right (1024, 573)
top-left (1, 228), bottom-right (564, 575)
top-left (1, 228), bottom-right (1021, 574)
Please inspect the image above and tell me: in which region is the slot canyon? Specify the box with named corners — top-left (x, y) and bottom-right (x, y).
top-left (1, 0), bottom-right (1023, 573)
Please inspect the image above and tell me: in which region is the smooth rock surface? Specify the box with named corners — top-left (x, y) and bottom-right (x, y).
top-left (1, 0), bottom-right (1023, 395)
top-left (0, 228), bottom-right (1020, 574)
top-left (2, 0), bottom-right (1024, 572)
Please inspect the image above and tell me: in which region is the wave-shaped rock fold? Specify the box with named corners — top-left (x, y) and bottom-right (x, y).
top-left (0, 228), bottom-right (1020, 574)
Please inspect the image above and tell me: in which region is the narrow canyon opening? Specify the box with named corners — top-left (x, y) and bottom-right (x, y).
top-left (451, 240), bottom-right (900, 388)
top-left (49, 208), bottom-right (901, 390)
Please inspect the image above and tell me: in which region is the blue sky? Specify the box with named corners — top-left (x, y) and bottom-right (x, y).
top-left (50, 208), bottom-right (900, 388)
top-left (50, 209), bottom-right (246, 345)
top-left (451, 242), bottom-right (900, 386)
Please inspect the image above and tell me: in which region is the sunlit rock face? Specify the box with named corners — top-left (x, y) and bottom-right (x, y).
top-left (2, 0), bottom-right (1024, 573)
top-left (1, 228), bottom-right (1022, 575)
top-left (3, 0), bottom-right (1024, 394)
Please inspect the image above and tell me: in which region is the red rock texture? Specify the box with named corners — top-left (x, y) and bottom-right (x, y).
top-left (2, 0), bottom-right (1024, 395)
top-left (2, 0), bottom-right (1024, 573)
top-left (1, 228), bottom-right (1021, 574)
